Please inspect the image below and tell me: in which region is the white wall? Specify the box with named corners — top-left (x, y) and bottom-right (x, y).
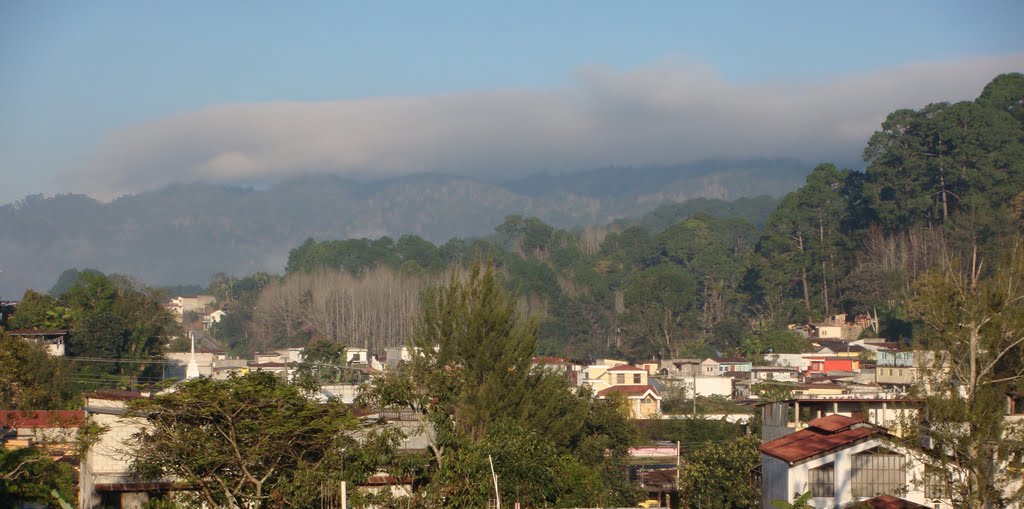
top-left (763, 436), bottom-right (947, 509)
top-left (678, 376), bottom-right (732, 398)
top-left (81, 398), bottom-right (151, 509)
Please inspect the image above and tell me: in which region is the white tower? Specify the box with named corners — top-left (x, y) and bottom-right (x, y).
top-left (185, 330), bottom-right (201, 380)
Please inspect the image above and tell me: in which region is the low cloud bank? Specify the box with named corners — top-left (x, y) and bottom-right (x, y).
top-left (69, 54), bottom-right (1024, 199)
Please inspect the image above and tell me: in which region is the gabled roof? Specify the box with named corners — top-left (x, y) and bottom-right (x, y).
top-left (606, 364), bottom-right (645, 372)
top-left (597, 384), bottom-right (661, 399)
top-left (0, 410), bottom-right (85, 429)
top-left (759, 415), bottom-right (883, 463)
top-left (806, 414), bottom-right (862, 432)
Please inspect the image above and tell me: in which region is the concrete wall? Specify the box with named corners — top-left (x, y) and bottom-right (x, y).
top-left (80, 398), bottom-right (150, 509)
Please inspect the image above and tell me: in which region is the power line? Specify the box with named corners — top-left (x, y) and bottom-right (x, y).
top-left (61, 356), bottom-right (176, 365)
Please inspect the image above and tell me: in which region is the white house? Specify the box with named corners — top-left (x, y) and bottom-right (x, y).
top-left (759, 414), bottom-right (950, 509)
top-left (764, 353), bottom-right (810, 371)
top-left (346, 347), bottom-right (369, 364)
top-left (7, 328), bottom-right (67, 356)
top-left (201, 309), bottom-right (227, 329)
top-left (752, 366), bottom-right (801, 383)
top-left (166, 295), bottom-right (215, 322)
top-left (384, 346), bottom-right (413, 370)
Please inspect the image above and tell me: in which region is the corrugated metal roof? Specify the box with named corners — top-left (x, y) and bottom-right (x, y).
top-left (759, 415), bottom-right (882, 463)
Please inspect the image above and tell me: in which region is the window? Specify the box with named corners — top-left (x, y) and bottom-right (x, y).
top-left (852, 447), bottom-right (906, 498)
top-left (924, 466), bottom-right (950, 499)
top-left (616, 374), bottom-right (625, 384)
top-left (809, 463), bottom-right (834, 498)
top-left (633, 373), bottom-right (642, 384)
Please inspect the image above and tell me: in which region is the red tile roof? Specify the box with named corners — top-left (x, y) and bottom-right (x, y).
top-left (859, 495), bottom-right (928, 508)
top-left (606, 364), bottom-right (645, 372)
top-left (0, 410), bottom-right (85, 428)
top-left (759, 415), bottom-right (882, 464)
top-left (597, 384), bottom-right (660, 398)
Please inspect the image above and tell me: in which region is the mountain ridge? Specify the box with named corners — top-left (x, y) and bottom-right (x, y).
top-left (0, 158), bottom-right (807, 297)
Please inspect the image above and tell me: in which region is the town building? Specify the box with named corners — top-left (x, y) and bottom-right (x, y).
top-left (7, 328), bottom-right (67, 356)
top-left (760, 414), bottom-right (949, 508)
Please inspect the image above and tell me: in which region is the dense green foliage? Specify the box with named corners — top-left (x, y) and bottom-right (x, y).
top-left (129, 372), bottom-right (380, 509)
top-left (900, 243), bottom-right (1024, 507)
top-left (357, 262), bottom-right (644, 507)
top-left (0, 445), bottom-right (78, 508)
top-left (679, 434), bottom-right (761, 508)
top-left (3, 271), bottom-right (176, 405)
top-left (0, 332), bottom-right (73, 410)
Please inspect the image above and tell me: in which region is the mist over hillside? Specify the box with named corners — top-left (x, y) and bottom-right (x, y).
top-left (0, 158), bottom-right (805, 297)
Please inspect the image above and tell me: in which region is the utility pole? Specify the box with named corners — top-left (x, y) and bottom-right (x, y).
top-left (489, 454), bottom-right (501, 509)
top-left (692, 369), bottom-right (697, 415)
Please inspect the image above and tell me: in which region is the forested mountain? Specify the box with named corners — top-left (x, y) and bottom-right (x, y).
top-left (0, 158), bottom-right (805, 297)
top-left (222, 73), bottom-right (1024, 361)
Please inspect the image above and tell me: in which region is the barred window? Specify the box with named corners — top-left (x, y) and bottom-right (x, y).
top-left (924, 466), bottom-right (950, 499)
top-left (809, 463), bottom-right (834, 498)
top-left (852, 448), bottom-right (906, 498)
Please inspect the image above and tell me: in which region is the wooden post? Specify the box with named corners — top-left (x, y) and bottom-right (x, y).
top-left (341, 480), bottom-right (347, 509)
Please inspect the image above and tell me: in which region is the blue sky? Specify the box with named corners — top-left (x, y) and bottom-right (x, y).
top-left (1, 1), bottom-right (1022, 203)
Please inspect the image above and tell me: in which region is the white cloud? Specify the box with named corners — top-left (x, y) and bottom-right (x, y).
top-left (68, 54), bottom-right (1024, 199)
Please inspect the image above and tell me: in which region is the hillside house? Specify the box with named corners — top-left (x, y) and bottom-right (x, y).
top-left (752, 366), bottom-right (801, 383)
top-left (716, 357), bottom-right (753, 374)
top-left (583, 363), bottom-right (662, 418)
top-left (384, 346), bottom-right (413, 370)
top-left (700, 358), bottom-right (720, 376)
top-left (764, 353), bottom-right (810, 371)
top-left (658, 358), bottom-right (702, 378)
top-left (8, 328), bottom-right (67, 356)
top-left (875, 351), bottom-right (944, 393)
top-left (346, 347), bottom-right (369, 364)
top-left (201, 309), bottom-right (226, 329)
top-left (166, 295), bottom-right (215, 322)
